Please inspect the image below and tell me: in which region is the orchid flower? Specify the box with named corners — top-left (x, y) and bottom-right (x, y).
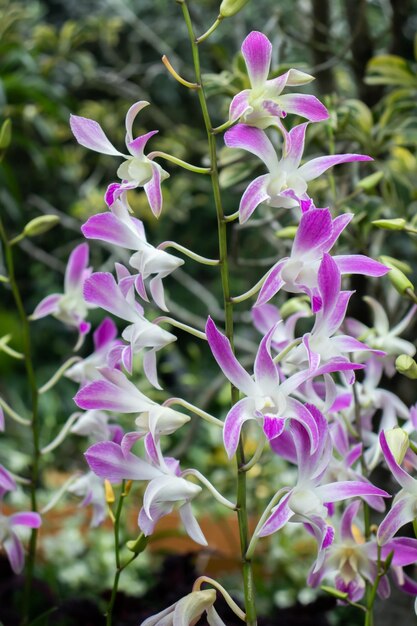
top-left (288, 254), bottom-right (384, 376)
top-left (67, 471), bottom-right (107, 528)
top-left (65, 317), bottom-right (122, 387)
top-left (0, 467), bottom-right (42, 574)
top-left (206, 317), bottom-right (363, 458)
top-left (82, 193), bottom-right (183, 311)
top-left (345, 297), bottom-right (416, 376)
top-left (74, 367), bottom-right (190, 446)
top-left (229, 31), bottom-right (328, 130)
top-left (224, 124), bottom-right (372, 222)
top-left (32, 243), bottom-right (94, 349)
top-left (258, 408), bottom-right (389, 564)
top-left (83, 272), bottom-right (176, 387)
top-left (255, 208), bottom-right (388, 308)
top-left (85, 436), bottom-right (206, 544)
top-left (140, 589), bottom-right (226, 626)
top-left (308, 500), bottom-right (417, 602)
top-left (377, 430), bottom-right (417, 545)
top-left (70, 101), bottom-right (169, 217)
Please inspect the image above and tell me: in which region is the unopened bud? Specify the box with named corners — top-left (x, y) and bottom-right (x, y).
top-left (219, 0), bottom-right (250, 17)
top-left (23, 215), bottom-right (60, 237)
top-left (396, 354), bottom-right (417, 379)
top-left (379, 256), bottom-right (412, 274)
top-left (385, 427), bottom-right (409, 464)
top-left (372, 218), bottom-right (406, 231)
top-left (126, 533), bottom-right (148, 554)
top-left (379, 257), bottom-right (414, 295)
top-left (276, 226), bottom-right (297, 239)
top-left (0, 119), bottom-right (12, 150)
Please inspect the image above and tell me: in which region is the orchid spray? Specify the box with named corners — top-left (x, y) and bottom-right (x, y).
top-left (19, 4), bottom-right (417, 626)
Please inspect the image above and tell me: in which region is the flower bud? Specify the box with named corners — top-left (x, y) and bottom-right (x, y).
top-left (23, 215), bottom-right (60, 237)
top-left (276, 226), bottom-right (297, 239)
top-left (219, 0), bottom-right (250, 17)
top-left (126, 533), bottom-right (148, 554)
top-left (379, 256), bottom-right (414, 295)
top-left (395, 354), bottom-right (417, 379)
top-left (104, 479), bottom-right (115, 504)
top-left (372, 218), bottom-right (406, 231)
top-left (385, 427), bottom-right (409, 464)
top-left (0, 119), bottom-right (12, 150)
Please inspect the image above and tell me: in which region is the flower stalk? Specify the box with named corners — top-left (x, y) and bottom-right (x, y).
top-left (179, 2), bottom-right (257, 622)
top-left (0, 218), bottom-right (40, 624)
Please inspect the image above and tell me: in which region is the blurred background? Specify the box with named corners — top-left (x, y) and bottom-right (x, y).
top-left (1, 0), bottom-right (417, 623)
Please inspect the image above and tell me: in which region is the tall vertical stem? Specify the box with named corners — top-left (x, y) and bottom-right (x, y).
top-left (0, 219), bottom-right (40, 624)
top-left (179, 3), bottom-right (257, 623)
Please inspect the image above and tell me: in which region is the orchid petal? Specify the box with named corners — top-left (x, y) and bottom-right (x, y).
top-left (298, 154), bottom-right (373, 181)
top-left (255, 260), bottom-right (286, 306)
top-left (178, 502), bottom-right (207, 546)
top-left (277, 94), bottom-right (329, 122)
top-left (334, 255), bottom-right (389, 277)
top-left (31, 293), bottom-right (61, 319)
top-left (82, 212), bottom-right (143, 249)
top-left (70, 115), bottom-right (125, 156)
top-left (205, 317), bottom-right (257, 396)
top-left (144, 163), bottom-right (164, 218)
top-left (292, 209), bottom-right (333, 256)
top-left (241, 31), bottom-right (272, 89)
top-left (223, 398), bottom-right (255, 459)
top-left (93, 317), bottom-right (118, 351)
top-left (377, 497), bottom-right (416, 544)
top-left (4, 533), bottom-right (24, 574)
top-left (239, 174), bottom-right (270, 223)
top-left (85, 441), bottom-right (160, 482)
top-left (254, 325), bottom-right (280, 392)
top-left (125, 101), bottom-right (150, 144)
top-left (285, 123), bottom-right (308, 167)
top-left (224, 124), bottom-right (279, 172)
top-left (128, 130), bottom-right (158, 157)
top-left (229, 90), bottom-right (251, 123)
top-left (83, 273), bottom-right (138, 323)
top-left (258, 492), bottom-right (293, 536)
top-left (316, 481), bottom-right (389, 503)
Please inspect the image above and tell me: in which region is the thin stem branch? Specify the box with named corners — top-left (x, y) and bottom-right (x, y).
top-left (163, 397), bottom-right (223, 427)
top-left (106, 481), bottom-right (127, 626)
top-left (157, 241), bottom-right (219, 265)
top-left (148, 150), bottom-right (211, 174)
top-left (181, 469), bottom-right (236, 510)
top-left (153, 316), bottom-right (207, 340)
top-left (180, 3), bottom-right (257, 622)
top-left (196, 16), bottom-right (223, 44)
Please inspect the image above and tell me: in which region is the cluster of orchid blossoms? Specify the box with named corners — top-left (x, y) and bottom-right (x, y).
top-left (4, 27), bottom-right (417, 623)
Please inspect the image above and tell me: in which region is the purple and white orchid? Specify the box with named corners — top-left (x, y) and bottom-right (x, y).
top-left (255, 208), bottom-right (388, 308)
top-left (83, 272), bottom-right (176, 387)
top-left (85, 436), bottom-right (206, 544)
top-left (229, 31), bottom-right (328, 129)
top-left (70, 101), bottom-right (169, 217)
top-left (32, 243), bottom-right (94, 349)
top-left (0, 466), bottom-right (42, 574)
top-left (205, 317), bottom-right (363, 458)
top-left (224, 124), bottom-right (372, 222)
top-left (259, 408), bottom-right (389, 564)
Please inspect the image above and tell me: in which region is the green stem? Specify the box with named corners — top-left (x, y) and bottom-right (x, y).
top-left (196, 16), bottom-right (223, 44)
top-left (148, 150), bottom-right (211, 174)
top-left (0, 219), bottom-right (40, 624)
top-left (180, 3), bottom-right (257, 622)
